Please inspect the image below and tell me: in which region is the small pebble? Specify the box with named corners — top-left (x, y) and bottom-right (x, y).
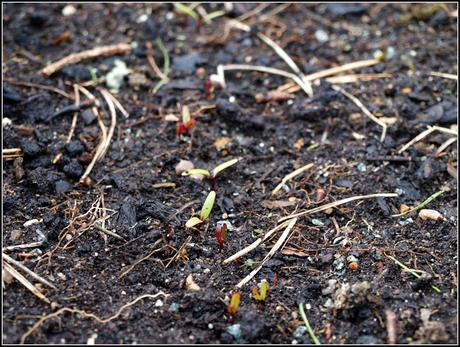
top-left (155, 299), bottom-right (163, 307)
top-left (226, 324), bottom-right (242, 341)
top-left (357, 163), bottom-right (367, 172)
top-left (293, 326), bottom-right (307, 338)
top-left (62, 5), bottom-right (77, 16)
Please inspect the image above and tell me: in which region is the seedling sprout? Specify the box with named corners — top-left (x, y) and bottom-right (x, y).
top-left (176, 105), bottom-right (197, 137)
top-left (227, 291), bottom-right (240, 316)
top-left (185, 191), bottom-right (216, 228)
top-left (251, 279), bottom-right (269, 301)
top-left (182, 158), bottom-right (239, 186)
top-left (215, 223), bottom-right (228, 247)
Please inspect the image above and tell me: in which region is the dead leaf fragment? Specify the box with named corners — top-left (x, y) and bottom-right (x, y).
top-left (212, 137), bottom-right (231, 151)
top-left (418, 209), bottom-right (444, 222)
top-left (185, 274), bottom-right (201, 291)
top-left (294, 138), bottom-right (305, 151)
top-left (261, 200), bottom-right (297, 209)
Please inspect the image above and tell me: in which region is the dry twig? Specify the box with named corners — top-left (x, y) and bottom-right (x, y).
top-left (20, 291), bottom-right (169, 343)
top-left (272, 163), bottom-right (314, 195)
top-left (41, 43), bottom-right (131, 77)
top-left (332, 85), bottom-right (387, 142)
top-left (398, 125), bottom-right (458, 154)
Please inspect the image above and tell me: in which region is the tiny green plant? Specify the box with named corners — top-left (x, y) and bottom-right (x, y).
top-left (227, 291), bottom-right (240, 316)
top-left (182, 158), bottom-right (239, 188)
top-left (251, 279), bottom-right (269, 301)
top-left (185, 191), bottom-right (216, 228)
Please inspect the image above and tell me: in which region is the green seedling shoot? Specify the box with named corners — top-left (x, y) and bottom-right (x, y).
top-left (182, 158), bottom-right (239, 188)
top-left (227, 291), bottom-right (241, 316)
top-left (185, 191), bottom-right (216, 228)
top-left (252, 279), bottom-right (269, 301)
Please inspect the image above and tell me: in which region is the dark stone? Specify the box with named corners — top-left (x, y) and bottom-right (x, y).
top-left (172, 52), bottom-right (205, 75)
top-left (28, 156), bottom-right (52, 169)
top-left (397, 181), bottom-right (421, 201)
top-left (334, 179), bottom-right (353, 188)
top-left (3, 86), bottom-right (22, 104)
top-left (60, 65), bottom-right (91, 82)
top-left (63, 161), bottom-right (83, 179)
top-left (408, 92), bottom-right (430, 103)
top-left (116, 198), bottom-right (137, 228)
top-left (140, 200), bottom-right (178, 224)
top-left (21, 138), bottom-right (43, 157)
top-left (416, 158), bottom-right (445, 180)
top-left (418, 101), bottom-right (457, 125)
top-left (27, 167), bottom-right (58, 192)
top-left (164, 79), bottom-right (200, 90)
top-left (356, 335), bottom-right (381, 344)
top-left (326, 4), bottom-right (366, 17)
top-left (239, 310), bottom-right (265, 342)
top-left (55, 180), bottom-right (73, 194)
top-left (65, 140), bottom-right (85, 157)
top-left (29, 12), bottom-right (48, 27)
top-left (377, 197), bottom-right (391, 216)
top-left (81, 109), bottom-right (96, 125)
top-left (429, 10), bottom-right (449, 27)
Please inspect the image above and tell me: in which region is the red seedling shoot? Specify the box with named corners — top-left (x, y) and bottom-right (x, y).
top-left (227, 292), bottom-right (240, 316)
top-left (203, 79), bottom-right (213, 99)
top-left (176, 118), bottom-right (196, 137)
top-left (215, 223), bottom-right (228, 248)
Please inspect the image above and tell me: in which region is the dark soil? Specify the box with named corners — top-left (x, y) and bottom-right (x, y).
top-left (2, 3), bottom-right (458, 344)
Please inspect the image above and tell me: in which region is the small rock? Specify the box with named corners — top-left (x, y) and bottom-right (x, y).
top-left (169, 303), bottom-right (179, 312)
top-left (65, 140), bottom-right (84, 157)
top-left (61, 65), bottom-right (91, 82)
top-left (105, 59), bottom-right (131, 91)
top-left (226, 324), bottom-right (242, 341)
top-left (334, 178), bottom-right (353, 188)
top-left (399, 217), bottom-right (414, 226)
top-left (326, 3), bottom-right (366, 17)
top-left (3, 86), bottom-right (22, 104)
top-left (172, 52), bottom-right (205, 75)
top-left (418, 209), bottom-right (444, 222)
top-left (29, 12), bottom-right (48, 27)
top-left (55, 180), bottom-right (73, 194)
top-left (315, 29), bottom-right (329, 43)
top-left (356, 335), bottom-right (381, 344)
top-left (154, 299), bottom-right (163, 307)
top-left (81, 109), bottom-right (96, 125)
top-left (185, 274), bottom-right (201, 291)
top-left (21, 139), bottom-right (43, 157)
top-left (62, 5), bottom-right (77, 16)
top-left (311, 218), bottom-right (325, 226)
top-left (293, 326), bottom-right (308, 338)
top-left (63, 161), bottom-right (83, 179)
top-left (356, 163), bottom-right (367, 172)
top-left (175, 160), bottom-right (194, 175)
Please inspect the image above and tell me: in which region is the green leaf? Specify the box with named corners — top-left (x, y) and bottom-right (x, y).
top-left (200, 191), bottom-right (216, 220)
top-left (182, 169), bottom-right (210, 177)
top-left (186, 216), bottom-right (203, 228)
top-left (211, 158), bottom-right (239, 177)
top-left (173, 3), bottom-right (199, 20)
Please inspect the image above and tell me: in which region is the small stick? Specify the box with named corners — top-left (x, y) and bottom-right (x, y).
top-left (398, 125), bottom-right (458, 154)
top-left (78, 86), bottom-right (107, 182)
top-left (305, 59), bottom-right (380, 81)
top-left (223, 219), bottom-right (291, 264)
top-left (385, 309), bottom-right (398, 344)
top-left (365, 155), bottom-right (412, 162)
top-left (279, 193), bottom-right (398, 222)
top-left (3, 148), bottom-right (23, 155)
top-left (97, 89), bottom-right (118, 160)
top-left (325, 73), bottom-right (391, 84)
top-left (272, 163), bottom-right (314, 195)
top-left (429, 71), bottom-right (457, 80)
top-left (391, 187), bottom-right (449, 217)
top-left (235, 218), bottom-right (297, 288)
top-left (41, 43), bottom-right (132, 77)
top-left (105, 91), bottom-right (129, 118)
top-left (236, 3), bottom-right (270, 21)
top-left (3, 241), bottom-right (44, 252)
top-left (165, 236), bottom-right (192, 269)
top-left (3, 78), bottom-right (74, 99)
top-left (332, 85), bottom-right (387, 142)
top-left (119, 239), bottom-right (163, 279)
top-left (218, 64), bottom-right (312, 97)
top-left (3, 253), bottom-right (57, 289)
top-left (299, 302), bottom-right (321, 345)
top-left (385, 255), bottom-right (441, 293)
top-left (93, 223), bottom-right (125, 241)
top-left (146, 41), bottom-right (167, 80)
top-left (2, 261), bottom-right (50, 304)
top-left (436, 137), bottom-right (457, 157)
top-left (20, 291), bottom-right (169, 344)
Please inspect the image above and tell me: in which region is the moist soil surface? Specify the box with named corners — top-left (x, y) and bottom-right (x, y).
top-left (2, 3), bottom-right (458, 344)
